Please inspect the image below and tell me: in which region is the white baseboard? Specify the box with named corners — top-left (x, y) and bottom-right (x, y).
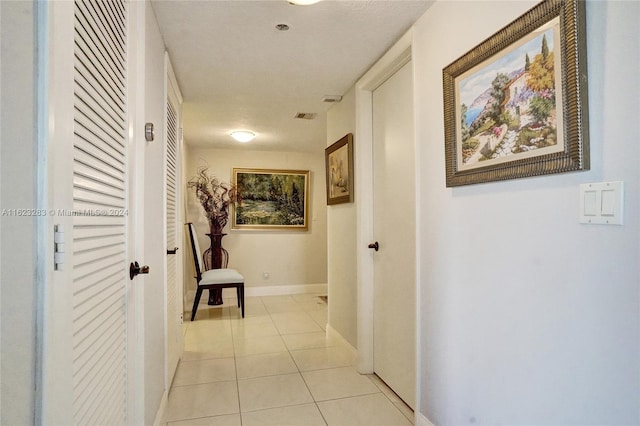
top-left (416, 411), bottom-right (435, 426)
top-left (326, 323), bottom-right (358, 364)
top-left (152, 390), bottom-right (168, 426)
top-left (186, 283), bottom-right (327, 304)
top-left (246, 283), bottom-right (327, 297)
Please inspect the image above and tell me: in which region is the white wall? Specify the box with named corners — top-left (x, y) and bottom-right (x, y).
top-left (414, 1), bottom-right (639, 424)
top-left (0, 2), bottom-right (37, 424)
top-left (143, 3), bottom-right (168, 423)
top-left (184, 148), bottom-right (327, 297)
top-left (326, 87), bottom-right (358, 348)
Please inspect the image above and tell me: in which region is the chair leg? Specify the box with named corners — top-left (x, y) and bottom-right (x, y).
top-left (239, 284), bottom-right (245, 318)
top-left (191, 287), bottom-right (203, 321)
top-left (236, 286), bottom-right (241, 308)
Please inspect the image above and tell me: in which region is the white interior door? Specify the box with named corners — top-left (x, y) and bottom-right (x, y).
top-left (372, 60), bottom-right (416, 409)
top-left (40, 1), bottom-right (141, 423)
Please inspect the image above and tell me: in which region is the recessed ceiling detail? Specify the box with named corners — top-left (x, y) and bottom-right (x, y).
top-left (294, 113), bottom-right (317, 120)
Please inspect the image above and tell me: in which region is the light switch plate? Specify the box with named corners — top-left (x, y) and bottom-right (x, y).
top-left (579, 181), bottom-right (624, 225)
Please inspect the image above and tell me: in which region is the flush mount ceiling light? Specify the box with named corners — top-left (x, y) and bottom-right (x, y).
top-left (288, 0), bottom-right (322, 5)
top-left (230, 130), bottom-right (256, 143)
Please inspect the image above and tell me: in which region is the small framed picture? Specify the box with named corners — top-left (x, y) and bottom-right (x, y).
top-left (325, 133), bottom-right (354, 205)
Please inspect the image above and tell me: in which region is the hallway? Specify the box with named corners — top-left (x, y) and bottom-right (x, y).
top-left (162, 295), bottom-right (413, 425)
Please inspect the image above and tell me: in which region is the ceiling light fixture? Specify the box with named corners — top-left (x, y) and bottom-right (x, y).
top-left (230, 130), bottom-right (256, 143)
top-left (288, 0), bottom-right (322, 5)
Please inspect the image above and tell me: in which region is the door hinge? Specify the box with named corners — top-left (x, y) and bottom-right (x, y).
top-left (54, 224), bottom-right (65, 270)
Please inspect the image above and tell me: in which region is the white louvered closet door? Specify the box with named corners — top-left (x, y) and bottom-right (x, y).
top-left (41, 1), bottom-right (135, 424)
top-left (73, 1), bottom-right (129, 424)
top-left (166, 74), bottom-right (182, 382)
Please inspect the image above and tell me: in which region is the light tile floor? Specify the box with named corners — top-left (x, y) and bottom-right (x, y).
top-left (163, 294), bottom-right (413, 426)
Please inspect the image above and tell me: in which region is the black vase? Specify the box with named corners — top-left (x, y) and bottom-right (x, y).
top-left (203, 232), bottom-right (229, 305)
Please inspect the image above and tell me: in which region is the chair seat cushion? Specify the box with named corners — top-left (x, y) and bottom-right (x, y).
top-left (200, 268), bottom-right (245, 285)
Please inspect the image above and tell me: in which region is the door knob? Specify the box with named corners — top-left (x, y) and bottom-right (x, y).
top-left (129, 261), bottom-right (150, 280)
top-left (368, 241), bottom-right (379, 251)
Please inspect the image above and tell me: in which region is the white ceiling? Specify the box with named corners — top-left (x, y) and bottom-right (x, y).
top-left (151, 0), bottom-right (432, 153)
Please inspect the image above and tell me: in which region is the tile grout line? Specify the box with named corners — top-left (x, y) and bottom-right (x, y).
top-left (228, 303), bottom-right (244, 425)
top-left (285, 296), bottom-right (330, 426)
top-left (173, 295), bottom-right (335, 424)
top-left (367, 374), bottom-right (415, 423)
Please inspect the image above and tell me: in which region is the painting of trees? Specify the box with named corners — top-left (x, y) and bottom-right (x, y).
top-left (233, 169), bottom-right (308, 228)
top-left (488, 72), bottom-right (511, 123)
top-left (455, 27), bottom-right (559, 165)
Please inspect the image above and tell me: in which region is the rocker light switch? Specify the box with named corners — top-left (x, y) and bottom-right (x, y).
top-left (583, 190), bottom-right (598, 216)
top-left (579, 181), bottom-right (624, 225)
top-left (601, 189), bottom-right (616, 216)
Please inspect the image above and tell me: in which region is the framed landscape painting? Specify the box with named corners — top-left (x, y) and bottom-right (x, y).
top-left (232, 168), bottom-right (309, 230)
top-left (443, 0), bottom-right (589, 187)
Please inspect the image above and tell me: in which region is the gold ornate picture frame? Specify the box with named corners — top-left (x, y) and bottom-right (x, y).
top-left (443, 0), bottom-right (589, 187)
top-left (232, 168), bottom-right (309, 230)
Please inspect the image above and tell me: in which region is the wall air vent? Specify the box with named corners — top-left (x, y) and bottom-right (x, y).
top-left (294, 112), bottom-right (317, 120)
top-left (322, 95), bottom-right (343, 103)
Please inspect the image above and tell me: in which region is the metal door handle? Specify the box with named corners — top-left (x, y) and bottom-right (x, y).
top-left (368, 241), bottom-right (379, 251)
top-left (167, 247), bottom-right (179, 255)
top-left (129, 261), bottom-right (150, 280)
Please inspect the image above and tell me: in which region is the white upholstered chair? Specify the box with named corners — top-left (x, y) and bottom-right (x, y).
top-left (186, 223), bottom-right (245, 320)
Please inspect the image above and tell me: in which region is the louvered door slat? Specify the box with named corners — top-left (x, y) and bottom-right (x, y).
top-left (94, 1), bottom-right (126, 48)
top-left (72, 0), bottom-right (128, 424)
top-left (73, 98), bottom-right (125, 152)
top-left (74, 142), bottom-right (125, 176)
top-left (74, 225), bottom-right (124, 240)
top-left (166, 87), bottom-right (180, 381)
top-left (74, 76), bottom-right (126, 139)
top-left (74, 162), bottom-right (125, 191)
top-left (73, 215), bottom-right (125, 227)
top-left (73, 187), bottom-right (125, 208)
top-left (74, 41), bottom-right (125, 113)
top-left (75, 1), bottom-right (125, 72)
top-left (74, 4), bottom-right (125, 96)
top-left (74, 319), bottom-right (123, 397)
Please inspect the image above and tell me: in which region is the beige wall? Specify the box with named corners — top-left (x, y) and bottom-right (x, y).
top-left (326, 87), bottom-right (358, 348)
top-left (184, 148), bottom-right (327, 296)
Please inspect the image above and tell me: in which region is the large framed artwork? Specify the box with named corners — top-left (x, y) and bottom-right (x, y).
top-left (325, 133), bottom-right (354, 205)
top-left (443, 0), bottom-right (589, 187)
top-left (232, 168), bottom-right (310, 230)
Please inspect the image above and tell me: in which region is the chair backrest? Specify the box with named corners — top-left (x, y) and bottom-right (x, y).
top-left (186, 223), bottom-right (204, 280)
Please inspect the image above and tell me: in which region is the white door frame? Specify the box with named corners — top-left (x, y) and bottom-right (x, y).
top-left (354, 29), bottom-right (421, 413)
top-left (128, 2), bottom-right (147, 424)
